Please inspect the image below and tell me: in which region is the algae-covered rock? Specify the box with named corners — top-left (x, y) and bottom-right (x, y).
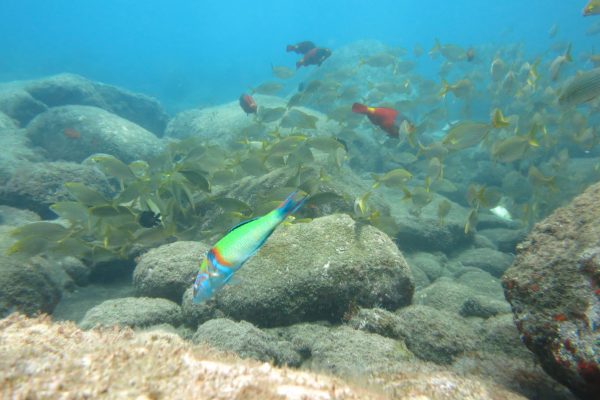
top-left (271, 322), bottom-right (414, 376)
top-left (26, 105), bottom-right (163, 163)
top-left (133, 241), bottom-right (210, 303)
top-left (0, 256), bottom-right (62, 317)
top-left (193, 318), bottom-right (301, 367)
top-left (503, 181), bottom-right (600, 400)
top-left (79, 297), bottom-right (182, 329)
top-left (0, 88), bottom-right (47, 125)
top-left (394, 304), bottom-right (480, 364)
top-left (207, 213), bottom-right (413, 327)
top-left (0, 111), bottom-right (18, 128)
top-left (0, 128), bottom-right (43, 186)
top-left (456, 247), bottom-right (514, 277)
top-left (0, 160), bottom-right (113, 218)
top-left (25, 73), bottom-right (168, 135)
top-left (478, 227), bottom-right (527, 253)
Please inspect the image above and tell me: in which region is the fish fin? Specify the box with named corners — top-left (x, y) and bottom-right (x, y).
top-left (277, 191), bottom-right (308, 217)
top-left (227, 217), bottom-right (259, 233)
top-left (351, 103), bottom-right (369, 114)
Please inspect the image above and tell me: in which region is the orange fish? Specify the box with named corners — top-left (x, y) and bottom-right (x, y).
top-left (351, 103), bottom-right (413, 138)
top-left (296, 47), bottom-right (332, 69)
top-left (63, 127), bottom-right (81, 140)
top-left (286, 41), bottom-right (316, 54)
top-left (239, 93), bottom-right (257, 114)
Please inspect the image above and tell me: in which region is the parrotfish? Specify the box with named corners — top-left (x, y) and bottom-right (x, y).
top-left (286, 41), bottom-right (316, 54)
top-left (296, 47), bottom-right (332, 69)
top-left (351, 102), bottom-right (414, 138)
top-left (192, 191), bottom-right (308, 303)
top-left (239, 93), bottom-right (258, 115)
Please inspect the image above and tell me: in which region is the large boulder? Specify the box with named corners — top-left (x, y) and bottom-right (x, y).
top-left (0, 160), bottom-right (114, 218)
top-left (0, 128), bottom-right (43, 186)
top-left (0, 256), bottom-right (62, 317)
top-left (186, 214), bottom-right (413, 327)
top-left (0, 111), bottom-right (18, 128)
top-left (0, 89), bottom-right (47, 125)
top-left (455, 247), bottom-right (514, 278)
top-left (270, 322), bottom-right (414, 376)
top-left (26, 105), bottom-right (163, 163)
top-left (193, 318), bottom-right (300, 367)
top-left (133, 241), bottom-right (210, 303)
top-left (503, 181), bottom-right (600, 400)
top-left (25, 73), bottom-right (168, 135)
top-left (165, 95), bottom-right (341, 146)
top-left (79, 297), bottom-right (182, 329)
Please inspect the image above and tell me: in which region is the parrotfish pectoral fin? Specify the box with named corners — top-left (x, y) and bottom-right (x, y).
top-left (277, 191), bottom-right (308, 218)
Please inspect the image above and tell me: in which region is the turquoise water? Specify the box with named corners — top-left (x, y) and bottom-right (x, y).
top-left (1, 1), bottom-right (596, 109)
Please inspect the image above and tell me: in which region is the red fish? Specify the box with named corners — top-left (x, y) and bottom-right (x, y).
top-left (351, 103), bottom-right (413, 138)
top-left (296, 47), bottom-right (332, 69)
top-left (63, 127), bottom-right (81, 140)
top-left (239, 93), bottom-right (257, 115)
top-left (286, 41), bottom-right (316, 54)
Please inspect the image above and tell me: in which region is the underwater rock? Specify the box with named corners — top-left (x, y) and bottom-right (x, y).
top-left (193, 318), bottom-right (301, 367)
top-left (0, 111), bottom-right (18, 129)
top-left (79, 297), bottom-right (182, 329)
top-left (478, 227), bottom-right (527, 253)
top-left (347, 307), bottom-right (403, 338)
top-left (415, 277), bottom-right (503, 314)
top-left (25, 73), bottom-right (168, 135)
top-left (405, 251), bottom-right (449, 282)
top-left (394, 305), bottom-right (480, 364)
top-left (1, 314), bottom-right (527, 400)
top-left (165, 94), bottom-right (340, 146)
top-left (26, 105), bottom-right (163, 163)
top-left (503, 181), bottom-right (600, 400)
top-left (479, 314), bottom-right (532, 358)
top-left (56, 256), bottom-right (91, 287)
top-left (133, 241), bottom-right (211, 303)
top-left (456, 247), bottom-right (514, 277)
top-left (206, 213), bottom-right (414, 327)
top-left (0, 88), bottom-right (47, 125)
top-left (392, 196), bottom-right (474, 253)
top-left (0, 205), bottom-right (40, 226)
top-left (0, 256), bottom-right (62, 317)
top-left (459, 296), bottom-right (511, 318)
top-left (270, 322), bottom-right (414, 376)
top-left (0, 128), bottom-right (43, 186)
top-left (0, 160), bottom-right (113, 218)
top-left (180, 286), bottom-right (224, 328)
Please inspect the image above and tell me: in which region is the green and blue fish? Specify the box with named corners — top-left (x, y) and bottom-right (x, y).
top-left (192, 191), bottom-right (307, 303)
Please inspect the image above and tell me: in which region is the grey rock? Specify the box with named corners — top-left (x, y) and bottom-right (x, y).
top-left (0, 111), bottom-right (18, 129)
top-left (406, 252), bottom-right (448, 281)
top-left (26, 105), bottom-right (163, 163)
top-left (180, 286), bottom-right (223, 328)
top-left (193, 318), bottom-right (301, 367)
top-left (25, 74), bottom-right (168, 135)
top-left (165, 95), bottom-right (340, 146)
top-left (0, 128), bottom-right (43, 186)
top-left (414, 277), bottom-right (482, 314)
top-left (133, 241), bottom-right (210, 303)
top-left (455, 248), bottom-right (514, 277)
top-left (0, 256), bottom-right (62, 317)
top-left (213, 214), bottom-right (414, 327)
top-left (79, 297), bottom-right (182, 329)
top-left (271, 322), bottom-right (413, 376)
top-left (0, 160), bottom-right (114, 218)
top-left (455, 270), bottom-right (506, 299)
top-left (459, 297), bottom-right (511, 318)
top-left (57, 256), bottom-right (91, 286)
top-left (478, 228), bottom-right (527, 253)
top-left (480, 314), bottom-right (532, 358)
top-left (0, 205), bottom-right (40, 226)
top-left (0, 89), bottom-right (47, 125)
top-left (395, 305), bottom-right (480, 364)
top-left (347, 307), bottom-right (402, 338)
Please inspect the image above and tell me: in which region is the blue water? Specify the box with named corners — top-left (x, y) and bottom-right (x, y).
top-left (1, 1), bottom-right (597, 111)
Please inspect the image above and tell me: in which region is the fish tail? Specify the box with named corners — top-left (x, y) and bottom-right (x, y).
top-left (276, 191), bottom-right (308, 218)
top-left (286, 44), bottom-right (296, 52)
top-left (352, 102), bottom-right (369, 114)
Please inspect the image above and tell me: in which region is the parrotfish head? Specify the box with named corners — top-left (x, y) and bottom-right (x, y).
top-left (192, 272), bottom-right (213, 304)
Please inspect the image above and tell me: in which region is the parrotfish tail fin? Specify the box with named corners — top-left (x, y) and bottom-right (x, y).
top-left (286, 45), bottom-right (295, 52)
top-left (351, 102), bottom-right (369, 114)
top-left (276, 191), bottom-right (308, 218)
top-left (565, 43), bottom-right (572, 62)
